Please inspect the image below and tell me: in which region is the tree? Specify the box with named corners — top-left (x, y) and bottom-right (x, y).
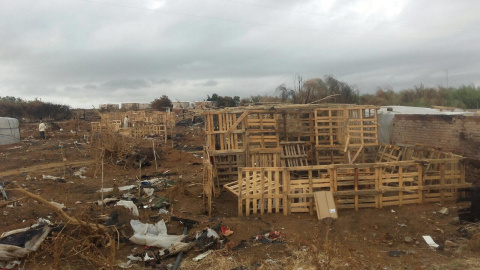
top-left (207, 93), bottom-right (239, 107)
top-left (151, 95), bottom-right (173, 110)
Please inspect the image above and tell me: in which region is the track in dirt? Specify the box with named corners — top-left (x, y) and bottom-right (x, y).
top-left (0, 160), bottom-right (92, 177)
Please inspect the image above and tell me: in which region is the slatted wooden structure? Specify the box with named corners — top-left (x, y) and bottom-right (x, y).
top-left (203, 104), bottom-right (379, 214)
top-left (280, 141), bottom-right (308, 167)
top-left (91, 110), bottom-right (172, 141)
top-left (223, 144), bottom-right (468, 216)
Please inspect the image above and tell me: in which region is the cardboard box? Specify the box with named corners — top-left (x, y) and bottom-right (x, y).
top-left (314, 191), bottom-right (338, 220)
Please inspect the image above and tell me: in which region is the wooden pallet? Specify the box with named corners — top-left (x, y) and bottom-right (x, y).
top-left (280, 141), bottom-right (308, 167)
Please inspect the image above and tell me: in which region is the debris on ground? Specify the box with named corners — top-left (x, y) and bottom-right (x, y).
top-left (73, 167), bottom-right (88, 179)
top-left (192, 250), bottom-right (213, 262)
top-left (129, 220), bottom-right (185, 248)
top-left (42, 174), bottom-right (65, 182)
top-left (423, 235), bottom-right (439, 249)
top-left (0, 222), bottom-right (52, 261)
top-left (221, 226), bottom-right (234, 237)
top-left (115, 200), bottom-right (139, 216)
top-left (439, 207), bottom-right (449, 215)
top-left (254, 231), bottom-right (285, 244)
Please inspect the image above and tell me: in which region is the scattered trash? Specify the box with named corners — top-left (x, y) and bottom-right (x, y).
top-left (50, 201), bottom-right (66, 209)
top-left (97, 185), bottom-right (136, 193)
top-left (422, 235), bottom-right (439, 249)
top-left (439, 207), bottom-right (449, 215)
top-left (152, 197), bottom-right (170, 210)
top-left (126, 254), bottom-right (143, 262)
top-left (451, 217), bottom-right (460, 225)
top-left (397, 223), bottom-right (407, 227)
top-left (143, 188), bottom-right (154, 197)
top-left (388, 250), bottom-right (404, 257)
top-left (255, 231), bottom-right (285, 244)
top-left (404, 236), bottom-right (413, 244)
top-left (159, 209), bottom-right (169, 215)
top-left (129, 220), bottom-right (185, 248)
top-left (115, 200), bottom-right (139, 216)
top-left (42, 174), bottom-right (65, 182)
top-left (0, 223), bottom-right (52, 261)
top-left (192, 250), bottom-right (213, 262)
top-left (73, 167), bottom-right (87, 179)
top-left (97, 198), bottom-right (120, 206)
top-left (0, 185), bottom-right (8, 200)
top-left (221, 226), bottom-right (234, 237)
top-left (391, 209), bottom-right (395, 213)
top-left (171, 216), bottom-right (199, 228)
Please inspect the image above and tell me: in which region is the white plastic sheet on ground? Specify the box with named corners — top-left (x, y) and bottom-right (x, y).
top-left (0, 224), bottom-right (51, 262)
top-left (129, 220), bottom-right (185, 248)
top-left (115, 201), bottom-right (139, 216)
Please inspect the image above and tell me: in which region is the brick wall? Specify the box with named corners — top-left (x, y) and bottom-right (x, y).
top-left (391, 115), bottom-right (480, 159)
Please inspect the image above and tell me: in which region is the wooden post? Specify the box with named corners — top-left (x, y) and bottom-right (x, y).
top-left (440, 163), bottom-right (445, 203)
top-left (398, 166), bottom-right (403, 206)
top-left (354, 168), bottom-right (359, 212)
top-left (260, 168), bottom-right (265, 215)
top-left (152, 139), bottom-right (158, 171)
top-left (417, 164), bottom-right (423, 204)
top-left (238, 169), bottom-right (243, 217)
top-left (309, 169), bottom-right (314, 215)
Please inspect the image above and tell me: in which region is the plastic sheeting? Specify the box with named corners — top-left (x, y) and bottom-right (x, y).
top-left (129, 220), bottom-right (185, 248)
top-left (0, 224), bottom-right (51, 261)
top-left (0, 117), bottom-right (20, 145)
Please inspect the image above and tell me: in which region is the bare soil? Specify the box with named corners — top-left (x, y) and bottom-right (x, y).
top-left (1, 118), bottom-right (480, 269)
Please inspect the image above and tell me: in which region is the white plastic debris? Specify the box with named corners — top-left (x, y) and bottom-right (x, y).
top-left (158, 209), bottom-right (169, 215)
top-left (42, 174), bottom-right (62, 180)
top-left (207, 228), bottom-right (219, 239)
top-left (0, 224), bottom-right (52, 261)
top-left (50, 201), bottom-right (66, 209)
top-left (192, 250), bottom-right (213, 262)
top-left (97, 185), bottom-right (137, 193)
top-left (97, 198), bottom-right (120, 206)
top-left (73, 167), bottom-right (87, 179)
top-left (126, 255), bottom-right (143, 262)
top-left (143, 188), bottom-right (154, 197)
top-left (422, 235), bottom-right (439, 248)
top-left (439, 207), bottom-right (449, 215)
top-left (115, 201), bottom-right (139, 216)
top-left (129, 220), bottom-right (185, 248)
top-left (143, 253), bottom-right (154, 261)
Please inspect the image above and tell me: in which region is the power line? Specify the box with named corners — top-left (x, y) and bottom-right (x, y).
top-left (76, 0), bottom-right (440, 41)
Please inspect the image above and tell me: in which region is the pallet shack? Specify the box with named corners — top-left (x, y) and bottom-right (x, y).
top-left (90, 110), bottom-right (173, 140)
top-left (202, 104), bottom-right (469, 217)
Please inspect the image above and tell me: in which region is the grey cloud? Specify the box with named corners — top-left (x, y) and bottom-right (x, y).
top-left (100, 79), bottom-right (150, 90)
top-left (83, 84), bottom-right (97, 89)
top-left (151, 79), bottom-right (173, 85)
top-left (0, 0), bottom-right (479, 108)
top-left (195, 79), bottom-right (218, 87)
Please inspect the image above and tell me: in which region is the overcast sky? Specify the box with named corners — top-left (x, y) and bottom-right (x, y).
top-left (1, 0), bottom-right (479, 108)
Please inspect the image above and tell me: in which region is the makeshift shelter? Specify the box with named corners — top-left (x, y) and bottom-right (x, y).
top-left (202, 104), bottom-right (469, 216)
top-left (0, 117), bottom-right (21, 145)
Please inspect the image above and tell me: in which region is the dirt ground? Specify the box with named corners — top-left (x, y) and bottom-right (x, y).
top-left (1, 116), bottom-right (480, 270)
